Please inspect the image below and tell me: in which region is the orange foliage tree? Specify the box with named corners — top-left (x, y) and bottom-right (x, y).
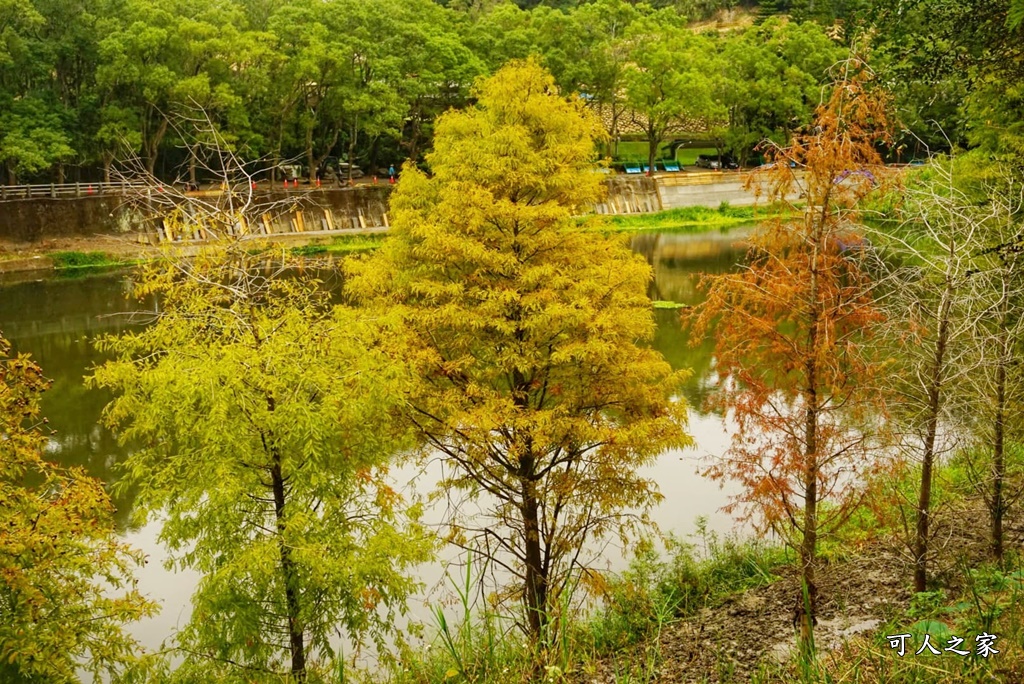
top-left (685, 58), bottom-right (895, 649)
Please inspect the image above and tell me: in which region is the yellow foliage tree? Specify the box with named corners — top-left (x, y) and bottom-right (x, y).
top-left (349, 59), bottom-right (692, 647)
top-left (0, 333), bottom-right (156, 682)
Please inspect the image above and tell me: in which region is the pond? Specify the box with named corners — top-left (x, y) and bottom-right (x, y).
top-left (0, 227), bottom-right (752, 661)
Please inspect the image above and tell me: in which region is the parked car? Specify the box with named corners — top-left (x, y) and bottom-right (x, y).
top-left (695, 153), bottom-right (739, 170)
top-left (695, 154), bottom-right (720, 170)
top-left (336, 162), bottom-right (364, 179)
top-left (317, 157), bottom-right (365, 181)
top-left (273, 164), bottom-right (304, 181)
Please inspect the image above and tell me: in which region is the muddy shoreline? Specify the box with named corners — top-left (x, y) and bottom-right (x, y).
top-left (0, 228), bottom-right (388, 277)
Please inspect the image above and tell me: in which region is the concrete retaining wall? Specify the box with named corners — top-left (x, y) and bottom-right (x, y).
top-left (0, 186), bottom-right (393, 244)
top-left (595, 176), bottom-right (663, 214)
top-left (658, 178), bottom-right (758, 208)
top-left (0, 174), bottom-right (785, 246)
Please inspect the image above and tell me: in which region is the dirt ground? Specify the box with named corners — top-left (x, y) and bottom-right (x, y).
top-left (0, 234), bottom-right (157, 260)
top-left (587, 497), bottom-right (1019, 683)
top-left (0, 230), bottom-right (364, 274)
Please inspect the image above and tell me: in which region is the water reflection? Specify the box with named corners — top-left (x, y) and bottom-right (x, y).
top-left (0, 272), bottom-right (149, 529)
top-left (632, 228), bottom-right (747, 410)
top-left (0, 229), bottom-right (748, 656)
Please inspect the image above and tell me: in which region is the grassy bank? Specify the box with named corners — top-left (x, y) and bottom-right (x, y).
top-left (50, 250), bottom-right (135, 273)
top-left (602, 202), bottom-right (796, 233)
top-left (380, 528), bottom-right (789, 684)
top-left (289, 233), bottom-right (386, 256)
top-left (371, 449), bottom-right (1024, 684)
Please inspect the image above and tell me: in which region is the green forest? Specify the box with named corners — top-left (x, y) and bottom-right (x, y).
top-left (4, 1), bottom-right (1024, 684)
top-left (0, 0), bottom-right (1020, 185)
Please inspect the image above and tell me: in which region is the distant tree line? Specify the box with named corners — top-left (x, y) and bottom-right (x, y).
top-left (0, 0), bottom-right (1020, 185)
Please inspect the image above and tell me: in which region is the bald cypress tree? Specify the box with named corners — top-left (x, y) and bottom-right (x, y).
top-left (349, 60), bottom-right (692, 649)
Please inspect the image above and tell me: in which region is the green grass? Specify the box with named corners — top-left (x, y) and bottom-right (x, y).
top-left (382, 527), bottom-right (790, 684)
top-left (289, 233), bottom-right (386, 256)
top-left (674, 147), bottom-right (719, 167)
top-left (614, 141), bottom-right (667, 161)
top-left (50, 250), bottom-right (132, 272)
top-left (603, 202), bottom-right (797, 233)
top-left (581, 529), bottom-right (789, 653)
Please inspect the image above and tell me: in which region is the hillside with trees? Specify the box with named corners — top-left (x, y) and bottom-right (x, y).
top-left (2, 0), bottom-right (1020, 185)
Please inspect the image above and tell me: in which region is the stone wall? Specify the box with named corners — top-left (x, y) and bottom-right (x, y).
top-left (594, 175), bottom-right (663, 214)
top-left (0, 185), bottom-right (394, 244)
top-left (0, 194), bottom-right (132, 242)
top-left (657, 177), bottom-right (758, 209)
top-left (0, 175), bottom-right (788, 245)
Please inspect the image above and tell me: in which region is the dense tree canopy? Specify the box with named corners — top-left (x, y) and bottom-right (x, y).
top-left (11, 0), bottom-right (1010, 185)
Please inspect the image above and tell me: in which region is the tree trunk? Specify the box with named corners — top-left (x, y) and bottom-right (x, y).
top-left (269, 444), bottom-right (306, 680)
top-left (646, 124), bottom-right (657, 176)
top-left (796, 226), bottom-right (821, 653)
top-left (798, 385), bottom-right (819, 651)
top-left (103, 154), bottom-right (112, 183)
top-left (992, 324), bottom-right (1007, 563)
top-left (346, 116), bottom-right (359, 184)
top-left (405, 101), bottom-right (423, 164)
top-left (306, 123), bottom-right (316, 184)
top-left (189, 154), bottom-right (197, 188)
top-left (611, 99), bottom-right (624, 158)
top-left (915, 284), bottom-right (952, 593)
top-left (144, 116), bottom-right (169, 177)
top-left (272, 119), bottom-right (285, 183)
top-left (521, 476), bottom-right (548, 641)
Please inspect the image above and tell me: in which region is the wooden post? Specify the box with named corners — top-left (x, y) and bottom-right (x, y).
top-left (75, 182), bottom-right (81, 198)
top-left (295, 211), bottom-right (305, 232)
top-left (261, 213), bottom-right (272, 235)
top-left (382, 212), bottom-right (389, 228)
top-left (324, 209), bottom-right (335, 231)
top-left (50, 183), bottom-right (56, 198)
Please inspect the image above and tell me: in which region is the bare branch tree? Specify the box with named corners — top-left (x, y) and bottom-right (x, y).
top-left (953, 166), bottom-right (1024, 563)
top-left (109, 102), bottom-right (312, 246)
top-left (868, 154), bottom-right (1011, 591)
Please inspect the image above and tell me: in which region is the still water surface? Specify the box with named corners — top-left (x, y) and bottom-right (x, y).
top-left (0, 228), bottom-right (751, 658)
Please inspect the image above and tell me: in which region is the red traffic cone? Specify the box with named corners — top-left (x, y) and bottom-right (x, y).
top-left (316, 177), bottom-right (321, 187)
top-left (86, 185), bottom-right (94, 194)
top-left (373, 176), bottom-right (378, 184)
